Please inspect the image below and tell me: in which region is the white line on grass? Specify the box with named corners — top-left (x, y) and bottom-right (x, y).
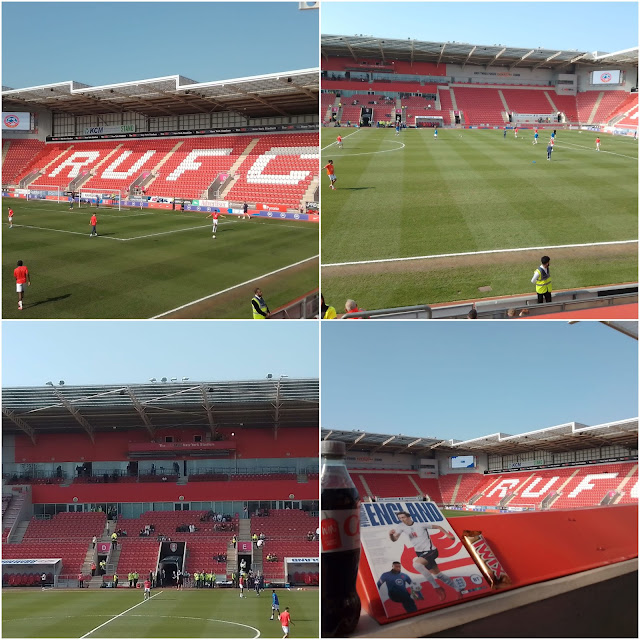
top-left (555, 140), bottom-right (638, 160)
top-left (329, 140), bottom-right (405, 158)
top-left (120, 222), bottom-right (233, 241)
top-left (9, 224), bottom-right (124, 240)
top-left (321, 128), bottom-right (360, 151)
top-left (152, 254), bottom-right (319, 318)
top-left (322, 240), bottom-right (638, 268)
top-left (79, 590), bottom-right (163, 638)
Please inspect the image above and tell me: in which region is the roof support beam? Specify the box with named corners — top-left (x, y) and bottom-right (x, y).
top-left (410, 40), bottom-right (415, 65)
top-left (405, 438), bottom-right (423, 450)
top-left (510, 49), bottom-right (534, 70)
top-left (2, 409), bottom-right (36, 445)
top-left (234, 87), bottom-right (289, 117)
top-left (108, 89), bottom-right (178, 117)
top-left (556, 53), bottom-right (588, 69)
top-left (378, 40), bottom-right (386, 62)
top-left (437, 42), bottom-right (447, 66)
top-left (347, 432), bottom-right (367, 451)
top-left (461, 45), bottom-right (477, 70)
top-left (323, 430), bottom-right (333, 440)
top-left (200, 385), bottom-right (217, 438)
top-left (272, 379), bottom-right (284, 440)
top-left (46, 385), bottom-right (95, 443)
top-left (125, 387), bottom-right (155, 437)
top-left (486, 47), bottom-right (507, 68)
top-left (344, 40), bottom-right (358, 62)
top-left (532, 51), bottom-right (562, 70)
top-left (370, 435), bottom-right (396, 453)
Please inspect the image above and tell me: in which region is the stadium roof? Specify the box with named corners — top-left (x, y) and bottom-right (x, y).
top-left (322, 418), bottom-right (638, 456)
top-left (322, 35), bottom-right (639, 71)
top-left (1, 69), bottom-right (319, 118)
top-left (439, 418), bottom-right (639, 455)
top-left (321, 429), bottom-right (445, 454)
top-left (2, 378), bottom-right (319, 443)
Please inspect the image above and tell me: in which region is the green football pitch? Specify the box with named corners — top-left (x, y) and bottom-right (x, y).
top-left (2, 587), bottom-right (318, 638)
top-left (321, 127), bottom-right (638, 311)
top-left (2, 200), bottom-right (319, 319)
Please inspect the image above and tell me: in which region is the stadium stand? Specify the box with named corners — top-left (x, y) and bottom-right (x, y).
top-left (2, 139), bottom-right (46, 184)
top-left (10, 134), bottom-right (317, 208)
top-left (2, 379), bottom-right (319, 589)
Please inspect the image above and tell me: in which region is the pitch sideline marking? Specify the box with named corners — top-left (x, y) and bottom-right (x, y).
top-left (322, 240), bottom-right (638, 268)
top-left (326, 140), bottom-right (406, 158)
top-left (8, 224), bottom-right (124, 240)
top-left (554, 140), bottom-right (638, 160)
top-left (152, 254), bottom-right (319, 318)
top-left (79, 590), bottom-right (164, 638)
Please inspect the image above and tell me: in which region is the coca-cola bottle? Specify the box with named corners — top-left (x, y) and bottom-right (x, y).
top-left (321, 440), bottom-right (361, 637)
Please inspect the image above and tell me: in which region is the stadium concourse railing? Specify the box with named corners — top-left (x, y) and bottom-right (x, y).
top-left (270, 290), bottom-right (319, 319)
top-left (340, 288), bottom-right (637, 319)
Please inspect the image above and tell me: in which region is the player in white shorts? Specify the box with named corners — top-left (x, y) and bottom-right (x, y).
top-left (239, 575), bottom-right (244, 598)
top-left (389, 511), bottom-right (462, 601)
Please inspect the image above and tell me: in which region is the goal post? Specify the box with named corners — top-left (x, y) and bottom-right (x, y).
top-left (78, 189), bottom-right (121, 211)
top-left (26, 185), bottom-right (63, 202)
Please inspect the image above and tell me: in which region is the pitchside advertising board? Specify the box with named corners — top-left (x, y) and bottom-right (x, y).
top-left (359, 501), bottom-right (491, 621)
top-left (2, 112), bottom-right (31, 130)
top-left (591, 70), bottom-right (622, 85)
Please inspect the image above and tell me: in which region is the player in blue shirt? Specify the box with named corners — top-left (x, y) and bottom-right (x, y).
top-left (377, 562), bottom-right (419, 613)
top-left (395, 123), bottom-right (400, 136)
top-left (546, 141), bottom-right (554, 160)
top-left (532, 132), bottom-right (539, 145)
top-left (68, 195), bottom-right (74, 210)
top-left (270, 589), bottom-right (280, 620)
top-left (503, 127), bottom-right (507, 139)
top-left (434, 127), bottom-right (438, 139)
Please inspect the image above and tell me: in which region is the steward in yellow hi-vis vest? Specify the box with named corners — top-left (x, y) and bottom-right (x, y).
top-left (321, 294), bottom-right (336, 319)
top-left (251, 288), bottom-right (270, 319)
top-left (531, 256), bottom-right (552, 303)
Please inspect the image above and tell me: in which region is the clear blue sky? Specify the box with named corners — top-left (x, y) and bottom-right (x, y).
top-left (322, 2), bottom-right (638, 53)
top-left (1, 321), bottom-right (319, 386)
top-left (2, 2), bottom-right (318, 89)
top-left (321, 321), bottom-right (638, 440)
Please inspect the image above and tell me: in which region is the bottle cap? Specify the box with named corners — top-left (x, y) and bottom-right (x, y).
top-left (321, 440), bottom-right (346, 457)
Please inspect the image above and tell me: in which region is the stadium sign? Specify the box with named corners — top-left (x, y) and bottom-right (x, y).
top-left (2, 112), bottom-right (31, 131)
top-left (285, 558), bottom-right (319, 563)
top-left (48, 122), bottom-right (317, 142)
top-left (490, 454), bottom-right (637, 474)
top-left (2, 558), bottom-right (62, 565)
top-left (83, 125), bottom-right (136, 135)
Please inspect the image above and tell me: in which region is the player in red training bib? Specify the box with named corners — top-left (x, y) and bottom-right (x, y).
top-left (143, 578), bottom-right (152, 601)
top-left (13, 260), bottom-right (31, 311)
top-left (208, 210), bottom-right (223, 238)
top-left (8, 207), bottom-right (14, 228)
top-left (280, 607), bottom-right (293, 638)
top-left (337, 135), bottom-right (343, 149)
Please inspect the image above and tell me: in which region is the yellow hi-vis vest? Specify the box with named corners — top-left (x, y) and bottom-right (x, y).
top-left (535, 266), bottom-right (552, 294)
top-left (252, 296), bottom-right (268, 319)
top-left (323, 306), bottom-right (337, 319)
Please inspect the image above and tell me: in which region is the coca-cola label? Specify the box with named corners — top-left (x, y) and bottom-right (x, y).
top-left (321, 509), bottom-right (360, 553)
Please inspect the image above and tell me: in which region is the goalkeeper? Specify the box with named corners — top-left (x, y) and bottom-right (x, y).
top-left (376, 562), bottom-right (420, 613)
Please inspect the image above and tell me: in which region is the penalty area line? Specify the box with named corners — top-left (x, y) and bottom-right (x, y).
top-left (79, 590), bottom-right (163, 638)
top-left (152, 255), bottom-right (319, 318)
top-left (322, 240), bottom-right (638, 268)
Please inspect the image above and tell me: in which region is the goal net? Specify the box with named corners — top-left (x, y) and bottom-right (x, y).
top-left (78, 189), bottom-right (121, 211)
top-left (26, 185), bottom-right (64, 202)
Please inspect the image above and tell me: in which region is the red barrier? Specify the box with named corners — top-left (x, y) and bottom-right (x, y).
top-left (357, 504), bottom-right (637, 624)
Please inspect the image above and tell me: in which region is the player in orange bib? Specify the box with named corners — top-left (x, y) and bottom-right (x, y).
top-left (90, 214), bottom-right (98, 237)
top-left (324, 160), bottom-right (337, 190)
top-left (8, 207), bottom-right (14, 228)
top-left (336, 135), bottom-right (343, 149)
top-left (280, 607), bottom-right (293, 638)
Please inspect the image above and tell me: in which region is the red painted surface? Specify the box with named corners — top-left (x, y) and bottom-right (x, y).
top-left (13, 427), bottom-right (317, 462)
top-left (30, 478), bottom-right (319, 504)
top-left (357, 504), bottom-right (638, 624)
top-left (533, 304), bottom-right (637, 319)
